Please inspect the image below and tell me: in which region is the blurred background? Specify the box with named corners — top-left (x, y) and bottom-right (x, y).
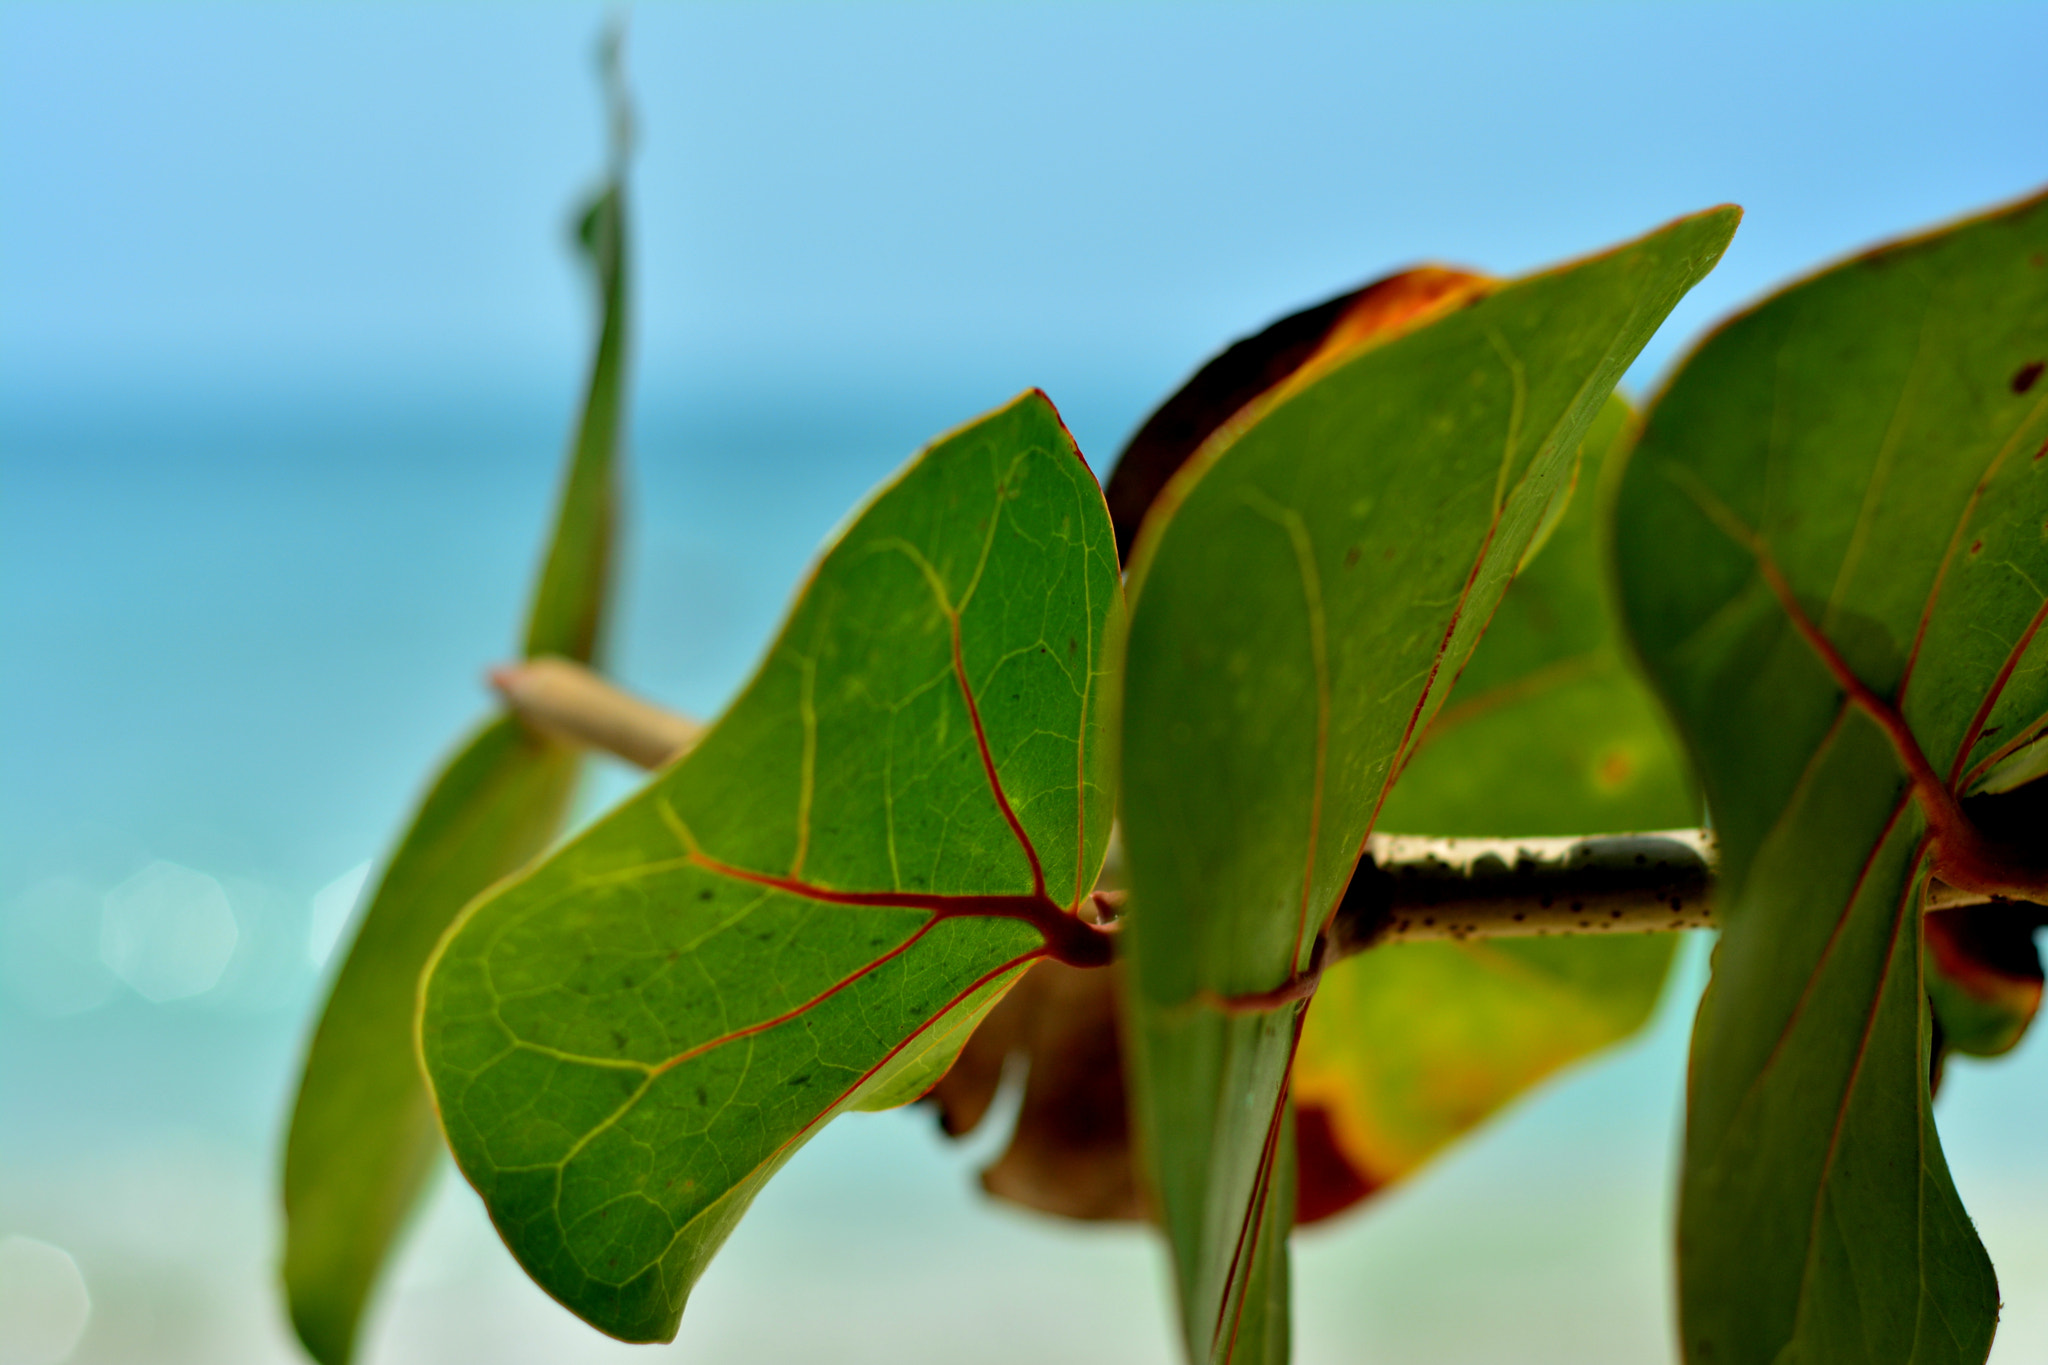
top-left (3, 3), bottom-right (2045, 1362)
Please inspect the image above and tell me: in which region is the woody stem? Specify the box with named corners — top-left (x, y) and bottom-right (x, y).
top-left (491, 658), bottom-right (2009, 956)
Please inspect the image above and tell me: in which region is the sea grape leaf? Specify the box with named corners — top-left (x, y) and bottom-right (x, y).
top-left (1118, 208), bottom-right (1737, 1365)
top-left (1613, 189), bottom-right (2048, 1364)
top-left (949, 345), bottom-right (1690, 1233)
top-left (280, 165), bottom-right (631, 1363)
top-left (922, 268), bottom-right (1492, 1227)
top-left (525, 181), bottom-right (627, 663)
top-left (1293, 394), bottom-right (1698, 1222)
top-left (282, 721), bottom-right (579, 1364)
top-left (417, 391), bottom-right (1123, 1343)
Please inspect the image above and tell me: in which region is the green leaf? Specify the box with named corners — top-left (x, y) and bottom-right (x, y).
top-left (525, 178), bottom-right (627, 664)
top-left (1118, 208), bottom-right (1737, 1364)
top-left (282, 720), bottom-right (578, 1364)
top-left (1613, 190), bottom-right (2048, 1364)
top-left (281, 160), bottom-right (632, 1363)
top-left (1294, 395), bottom-right (1697, 1221)
top-left (417, 391), bottom-right (1122, 1344)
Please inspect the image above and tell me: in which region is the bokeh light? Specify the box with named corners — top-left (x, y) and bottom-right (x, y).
top-left (0, 1235), bottom-right (93, 1365)
top-left (97, 863), bottom-right (238, 1005)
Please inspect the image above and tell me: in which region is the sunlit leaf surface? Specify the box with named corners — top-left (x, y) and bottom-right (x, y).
top-left (418, 391), bottom-right (1122, 1343)
top-left (1294, 396), bottom-right (1696, 1221)
top-left (281, 172), bottom-right (630, 1364)
top-left (1119, 209), bottom-right (1737, 1364)
top-left (1614, 189), bottom-right (2048, 1365)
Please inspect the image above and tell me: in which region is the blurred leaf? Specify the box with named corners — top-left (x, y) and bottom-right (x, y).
top-left (418, 392), bottom-right (1123, 1343)
top-left (1614, 190), bottom-right (2048, 1364)
top-left (525, 180), bottom-right (627, 664)
top-left (282, 164), bottom-right (632, 1363)
top-left (1293, 396), bottom-right (1696, 1222)
top-left (926, 958), bottom-right (1145, 1220)
top-left (1927, 902), bottom-right (2045, 1065)
top-left (1930, 778), bottom-right (2048, 1069)
top-left (1119, 209), bottom-right (1737, 1364)
top-left (282, 721), bottom-right (577, 1363)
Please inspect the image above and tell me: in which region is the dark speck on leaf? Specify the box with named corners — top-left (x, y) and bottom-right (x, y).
top-left (698, 889), bottom-right (714, 901)
top-left (612, 1030), bottom-right (627, 1050)
top-left (787, 1073), bottom-right (811, 1086)
top-left (694, 1086), bottom-right (708, 1106)
top-left (2014, 361), bottom-right (2044, 394)
top-left (1344, 545), bottom-right (1361, 567)
top-left (1970, 539), bottom-right (1984, 556)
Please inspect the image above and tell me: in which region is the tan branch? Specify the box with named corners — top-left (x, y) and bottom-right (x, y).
top-left (490, 657), bottom-right (702, 769)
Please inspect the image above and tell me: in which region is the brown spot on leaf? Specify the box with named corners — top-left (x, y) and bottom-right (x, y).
top-left (1970, 538), bottom-right (1984, 556)
top-left (2014, 360), bottom-right (2045, 395)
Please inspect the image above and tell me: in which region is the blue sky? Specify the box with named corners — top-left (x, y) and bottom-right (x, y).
top-left (6, 2), bottom-right (2045, 415)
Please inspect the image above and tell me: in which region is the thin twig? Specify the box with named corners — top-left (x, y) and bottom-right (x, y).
top-left (490, 657), bottom-right (702, 769)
